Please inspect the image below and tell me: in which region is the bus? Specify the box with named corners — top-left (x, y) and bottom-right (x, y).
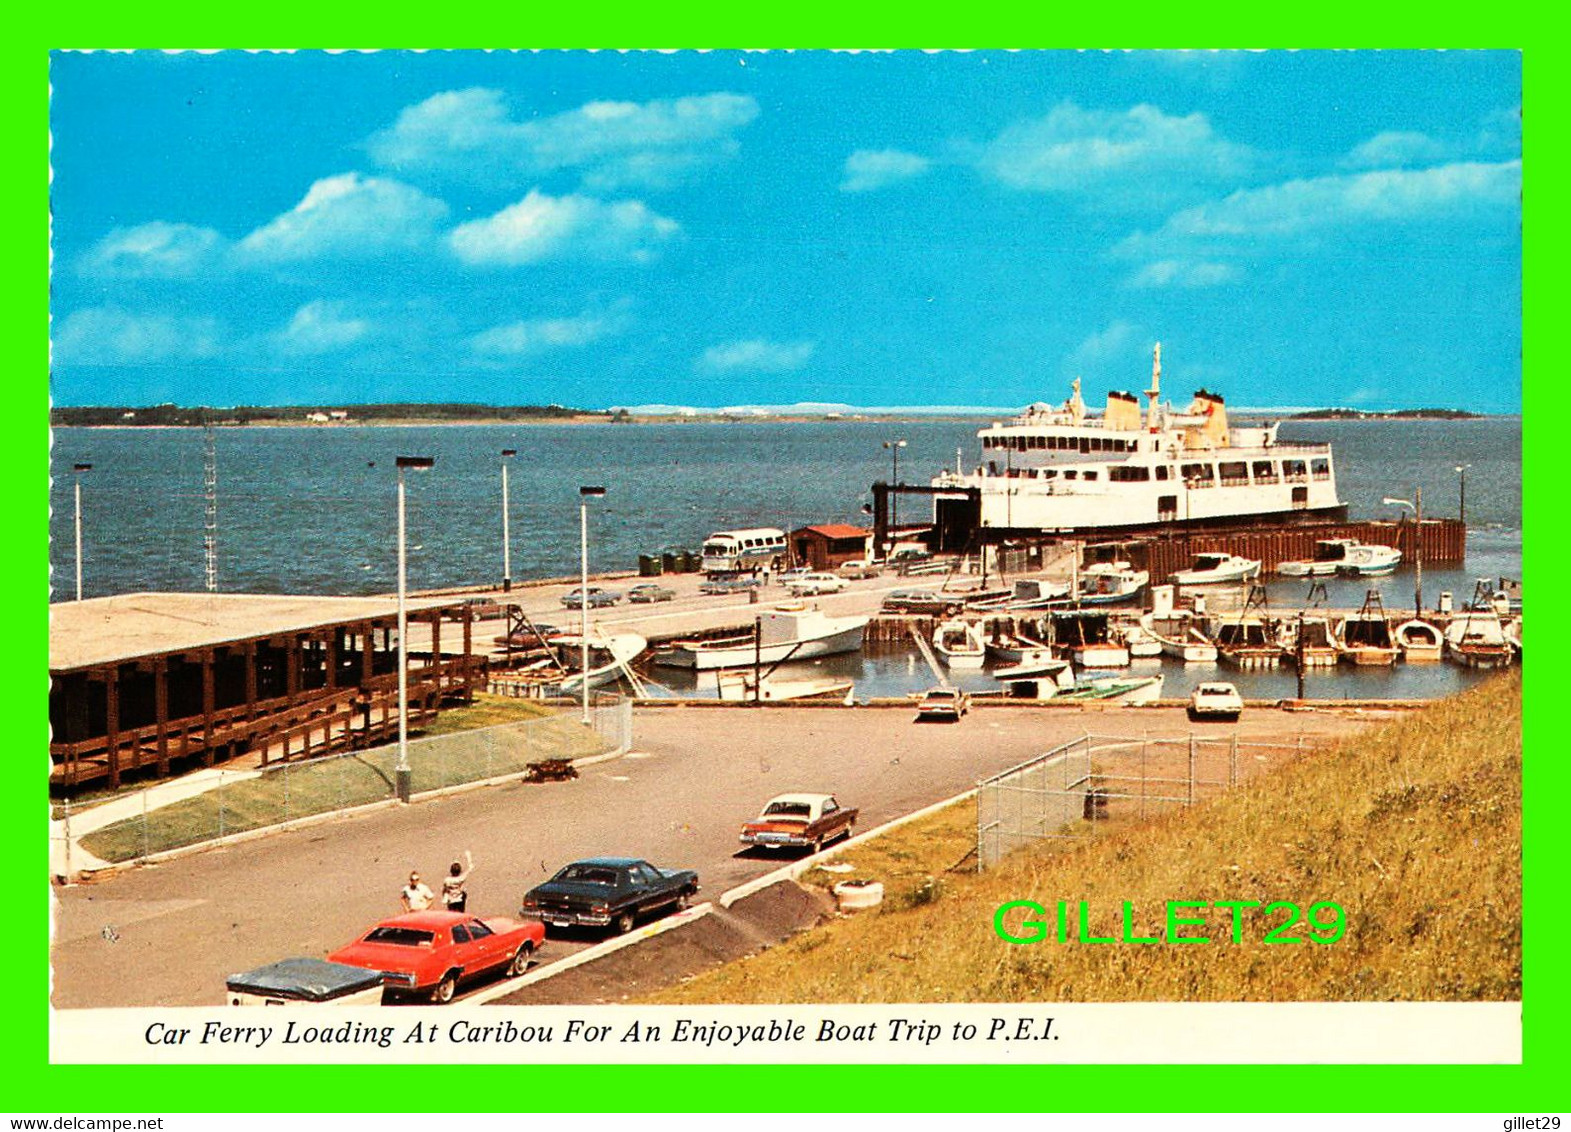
top-left (700, 528), bottom-right (787, 575)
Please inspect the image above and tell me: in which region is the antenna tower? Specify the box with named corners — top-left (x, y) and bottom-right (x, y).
top-left (202, 416), bottom-right (219, 592)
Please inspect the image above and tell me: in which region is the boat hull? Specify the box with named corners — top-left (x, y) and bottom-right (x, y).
top-left (657, 621), bottom-right (867, 671)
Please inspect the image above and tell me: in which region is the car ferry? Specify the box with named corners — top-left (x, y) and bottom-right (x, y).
top-left (930, 344), bottom-right (1345, 539)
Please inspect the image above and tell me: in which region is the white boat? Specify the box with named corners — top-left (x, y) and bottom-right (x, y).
top-left (1504, 617), bottom-right (1522, 660)
top-left (985, 631), bottom-right (1055, 666)
top-left (1444, 611), bottom-right (1514, 669)
top-left (1007, 578), bottom-right (1071, 610)
top-left (1277, 616), bottom-right (1341, 668)
top-left (927, 343), bottom-right (1347, 537)
top-left (932, 619), bottom-right (986, 668)
top-left (549, 632), bottom-right (649, 693)
top-left (1115, 621), bottom-right (1165, 658)
top-left (1076, 561), bottom-right (1149, 606)
top-left (1334, 614), bottom-right (1399, 666)
top-left (992, 656), bottom-right (1074, 682)
top-left (1139, 612), bottom-right (1218, 663)
top-left (1171, 553), bottom-right (1262, 587)
top-left (1338, 542), bottom-right (1402, 577)
top-left (715, 671), bottom-right (855, 702)
top-left (1073, 642), bottom-right (1130, 667)
top-left (1060, 673), bottom-right (1165, 704)
top-left (1393, 619), bottom-right (1443, 663)
top-left (1278, 538), bottom-right (1360, 577)
top-left (655, 606), bottom-right (869, 671)
top-left (1212, 618), bottom-right (1280, 670)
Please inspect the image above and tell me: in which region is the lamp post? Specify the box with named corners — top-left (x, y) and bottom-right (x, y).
top-left (72, 462), bottom-right (92, 601)
top-left (883, 439), bottom-right (906, 547)
top-left (500, 449), bottom-right (517, 592)
top-left (1383, 489), bottom-right (1423, 615)
top-left (1454, 464), bottom-right (1470, 528)
top-left (579, 486), bottom-right (606, 725)
top-left (395, 455), bottom-right (435, 802)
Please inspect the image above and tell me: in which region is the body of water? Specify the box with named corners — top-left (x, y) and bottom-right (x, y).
top-left (49, 416), bottom-right (1521, 601)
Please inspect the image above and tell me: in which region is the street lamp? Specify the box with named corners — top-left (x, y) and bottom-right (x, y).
top-left (72, 462), bottom-right (92, 601)
top-left (579, 486), bottom-right (606, 725)
top-left (500, 449), bottom-right (517, 592)
top-left (883, 439), bottom-right (907, 544)
top-left (394, 455), bottom-right (435, 803)
top-left (1454, 464), bottom-right (1471, 528)
top-left (1383, 488), bottom-right (1423, 615)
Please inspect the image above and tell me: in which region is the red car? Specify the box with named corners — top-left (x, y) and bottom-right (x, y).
top-left (327, 911), bottom-right (544, 1004)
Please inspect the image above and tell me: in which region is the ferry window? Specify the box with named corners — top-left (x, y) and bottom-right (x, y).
top-left (1156, 465), bottom-right (1170, 481)
top-left (1042, 469), bottom-right (1057, 479)
top-left (1253, 460), bottom-right (1276, 480)
top-left (1079, 437), bottom-right (1091, 454)
top-left (1063, 470), bottom-right (1078, 480)
top-left (1083, 471), bottom-right (1098, 481)
top-left (1219, 461), bottom-right (1248, 485)
top-left (1312, 458), bottom-right (1330, 478)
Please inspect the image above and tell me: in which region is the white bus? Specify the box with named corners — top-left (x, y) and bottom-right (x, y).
top-left (700, 528), bottom-right (787, 575)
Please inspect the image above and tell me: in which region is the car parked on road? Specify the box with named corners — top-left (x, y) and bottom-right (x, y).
top-left (326, 910), bottom-right (544, 1004)
top-left (699, 576), bottom-right (762, 596)
top-left (881, 589), bottom-right (959, 616)
top-left (838, 559), bottom-right (882, 579)
top-left (458, 596), bottom-right (511, 621)
top-left (520, 857), bottom-right (700, 935)
top-left (561, 587), bottom-right (622, 608)
top-left (1189, 682), bottom-right (1244, 722)
top-left (915, 686), bottom-right (970, 721)
top-left (785, 572), bottom-right (848, 596)
top-left (739, 793), bottom-right (860, 854)
top-left (627, 583), bottom-right (677, 603)
top-left (494, 623), bottom-right (561, 648)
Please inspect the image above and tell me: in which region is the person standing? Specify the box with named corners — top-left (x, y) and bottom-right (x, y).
top-left (441, 850), bottom-right (475, 913)
top-left (401, 870), bottom-right (434, 913)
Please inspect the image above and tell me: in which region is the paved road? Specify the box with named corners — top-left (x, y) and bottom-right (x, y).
top-left (51, 704), bottom-right (1374, 1008)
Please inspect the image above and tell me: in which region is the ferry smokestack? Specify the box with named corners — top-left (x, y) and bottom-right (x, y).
top-left (1146, 342), bottom-right (1162, 431)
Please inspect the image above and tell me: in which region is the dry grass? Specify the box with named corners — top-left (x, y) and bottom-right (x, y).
top-left (650, 672), bottom-right (1521, 1003)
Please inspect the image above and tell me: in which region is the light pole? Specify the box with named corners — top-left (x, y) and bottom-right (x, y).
top-left (395, 455), bottom-right (435, 802)
top-left (1383, 489), bottom-right (1423, 615)
top-left (883, 439), bottom-right (906, 546)
top-left (72, 462), bottom-right (92, 601)
top-left (500, 449), bottom-right (517, 592)
top-left (1454, 464), bottom-right (1470, 528)
top-left (579, 486), bottom-right (606, 725)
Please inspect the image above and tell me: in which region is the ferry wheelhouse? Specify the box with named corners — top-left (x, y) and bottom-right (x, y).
top-left (930, 344), bottom-right (1345, 538)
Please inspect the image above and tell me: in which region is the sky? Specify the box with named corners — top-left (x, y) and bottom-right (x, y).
top-left (47, 50), bottom-right (1522, 413)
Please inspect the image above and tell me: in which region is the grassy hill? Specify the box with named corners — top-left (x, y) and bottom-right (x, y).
top-left (652, 673), bottom-right (1521, 1003)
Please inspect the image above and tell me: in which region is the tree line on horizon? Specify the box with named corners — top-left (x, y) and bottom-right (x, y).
top-left (50, 403), bottom-right (607, 426)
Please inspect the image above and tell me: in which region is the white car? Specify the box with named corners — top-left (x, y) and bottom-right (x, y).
top-left (1188, 682), bottom-right (1244, 721)
top-left (785, 572), bottom-right (847, 596)
top-left (915, 686), bottom-right (970, 721)
top-left (838, 559), bottom-right (882, 579)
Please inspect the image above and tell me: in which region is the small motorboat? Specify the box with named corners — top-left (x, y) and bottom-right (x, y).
top-left (1057, 673), bottom-right (1165, 705)
top-left (1277, 616), bottom-right (1341, 668)
top-left (1213, 618), bottom-right (1281, 670)
top-left (932, 619), bottom-right (986, 668)
top-left (986, 631), bottom-right (1055, 667)
top-left (1170, 553), bottom-right (1261, 586)
top-left (1052, 610), bottom-right (1129, 668)
top-left (1076, 561), bottom-right (1149, 607)
top-left (1277, 539), bottom-right (1359, 577)
top-left (1393, 619), bottom-right (1443, 663)
top-left (1116, 621), bottom-right (1165, 658)
top-left (716, 671), bottom-right (856, 702)
top-left (992, 656), bottom-right (1074, 682)
top-left (1444, 611), bottom-right (1514, 668)
top-left (1140, 612), bottom-right (1218, 663)
top-left (1334, 590), bottom-right (1398, 666)
top-left (1006, 578), bottom-right (1072, 610)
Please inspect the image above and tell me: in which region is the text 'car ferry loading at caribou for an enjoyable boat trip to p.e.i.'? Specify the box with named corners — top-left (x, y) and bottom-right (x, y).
top-left (928, 344), bottom-right (1346, 539)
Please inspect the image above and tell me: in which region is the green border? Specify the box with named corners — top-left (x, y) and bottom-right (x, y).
top-left (15, 15), bottom-right (1552, 1114)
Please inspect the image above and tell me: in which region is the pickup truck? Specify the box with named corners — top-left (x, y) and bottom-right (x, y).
top-left (520, 857), bottom-right (700, 935)
top-left (739, 793), bottom-right (859, 854)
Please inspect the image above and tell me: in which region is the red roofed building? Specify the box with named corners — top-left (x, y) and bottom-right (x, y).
top-left (789, 524), bottom-right (873, 570)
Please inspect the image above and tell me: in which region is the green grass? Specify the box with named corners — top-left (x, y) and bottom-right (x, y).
top-left (650, 672), bottom-right (1522, 1003)
top-left (79, 704), bottom-right (607, 863)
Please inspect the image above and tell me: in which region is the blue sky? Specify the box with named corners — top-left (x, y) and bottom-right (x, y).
top-left (48, 50), bottom-right (1521, 412)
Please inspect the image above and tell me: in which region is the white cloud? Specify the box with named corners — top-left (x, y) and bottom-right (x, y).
top-left (81, 221), bottom-right (227, 278)
top-left (277, 301), bottom-right (370, 355)
top-left (368, 88), bottom-right (759, 190)
top-left (840, 149), bottom-right (932, 192)
top-left (697, 339), bottom-right (815, 374)
top-left (54, 306), bottom-right (222, 365)
top-left (1126, 259), bottom-right (1239, 289)
top-left (1119, 160), bottom-right (1522, 256)
top-left (1342, 130), bottom-right (1448, 170)
top-left (449, 190), bottom-right (678, 266)
top-left (976, 101), bottom-right (1250, 199)
top-left (1066, 321), bottom-right (1145, 376)
top-left (469, 309), bottom-right (626, 358)
top-left (237, 173), bottom-right (449, 263)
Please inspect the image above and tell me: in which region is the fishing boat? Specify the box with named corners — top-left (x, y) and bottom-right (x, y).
top-left (1052, 610), bottom-right (1129, 668)
top-left (715, 671), bottom-right (855, 702)
top-left (1336, 542), bottom-right (1402, 577)
top-left (1171, 553), bottom-right (1262, 587)
top-left (545, 632), bottom-right (649, 694)
top-left (1444, 610), bottom-right (1514, 668)
top-left (1115, 621), bottom-right (1165, 658)
top-left (1006, 578), bottom-right (1071, 610)
top-left (1277, 616), bottom-right (1341, 668)
top-left (1393, 619), bottom-right (1443, 663)
top-left (1076, 561), bottom-right (1149, 606)
top-left (932, 619), bottom-right (986, 668)
top-left (985, 631), bottom-right (1055, 667)
top-left (1140, 611), bottom-right (1218, 663)
top-left (655, 606), bottom-right (868, 671)
top-left (926, 343), bottom-right (1346, 538)
top-left (1334, 592), bottom-right (1398, 666)
top-left (1277, 539), bottom-right (1359, 577)
top-left (992, 655), bottom-right (1074, 681)
top-left (1213, 618), bottom-right (1280, 670)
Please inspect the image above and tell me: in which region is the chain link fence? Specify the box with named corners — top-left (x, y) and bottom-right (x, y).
top-left (54, 694), bottom-right (633, 873)
top-left (977, 730), bottom-right (1309, 869)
